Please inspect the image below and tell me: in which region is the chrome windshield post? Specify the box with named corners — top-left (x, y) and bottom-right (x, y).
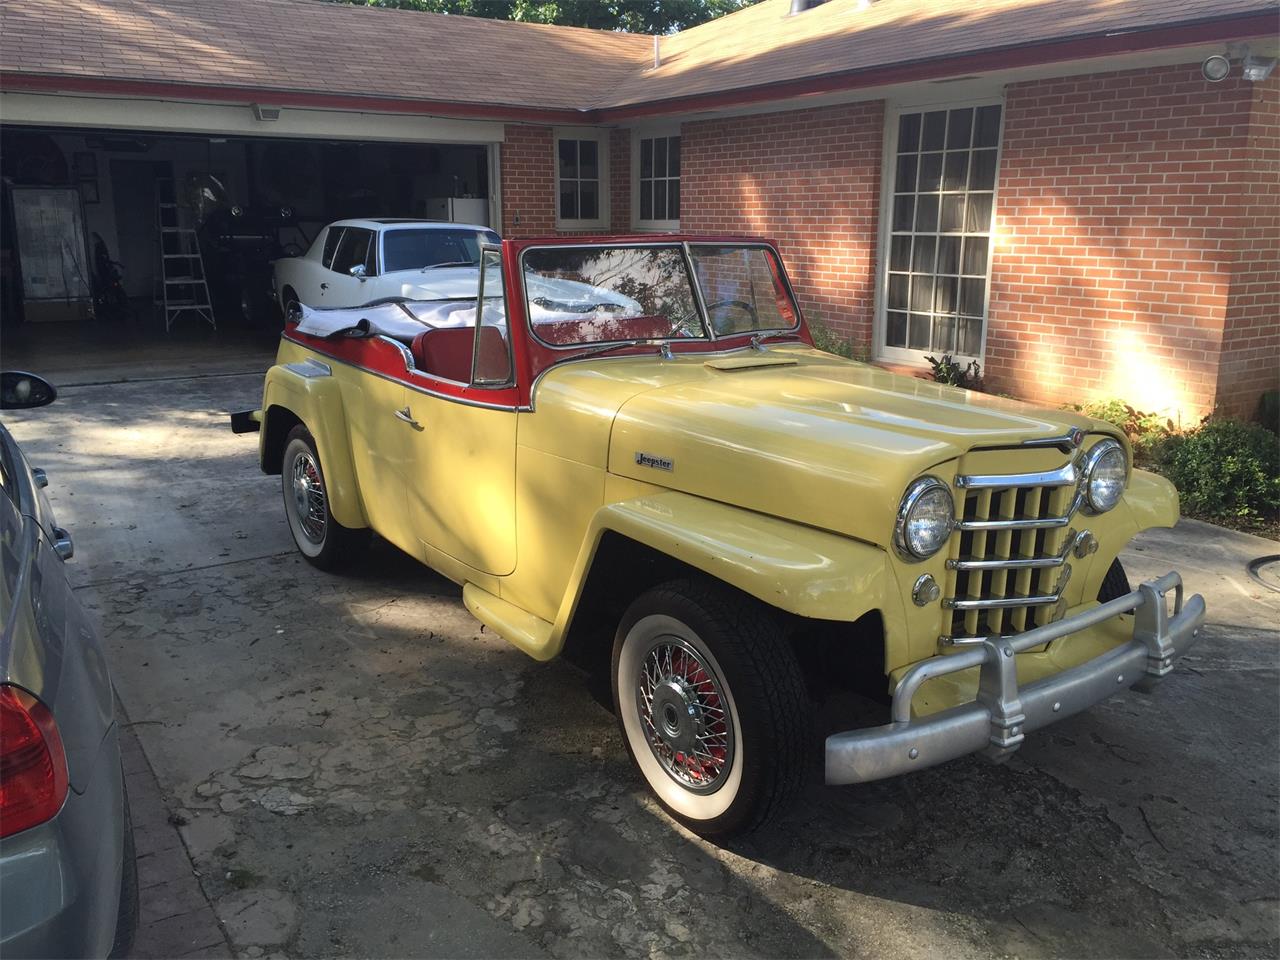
top-left (681, 241), bottom-right (716, 340)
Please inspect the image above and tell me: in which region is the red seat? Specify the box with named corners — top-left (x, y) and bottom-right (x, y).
top-left (411, 326), bottom-right (509, 383)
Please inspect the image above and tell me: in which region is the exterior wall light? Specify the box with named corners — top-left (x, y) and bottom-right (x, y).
top-left (251, 104), bottom-right (282, 122)
top-left (1243, 54), bottom-right (1277, 82)
top-left (1201, 54), bottom-right (1231, 82)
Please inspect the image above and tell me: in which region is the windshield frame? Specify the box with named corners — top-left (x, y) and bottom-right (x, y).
top-left (518, 240), bottom-right (802, 353)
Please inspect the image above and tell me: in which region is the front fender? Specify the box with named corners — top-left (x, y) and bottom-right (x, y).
top-left (261, 362), bottom-right (367, 529)
top-left (548, 490), bottom-right (899, 656)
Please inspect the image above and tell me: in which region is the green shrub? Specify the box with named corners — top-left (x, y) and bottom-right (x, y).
top-left (1155, 419), bottom-right (1280, 526)
top-left (807, 314), bottom-right (867, 361)
top-left (925, 353), bottom-right (984, 391)
top-left (1069, 399), bottom-right (1174, 465)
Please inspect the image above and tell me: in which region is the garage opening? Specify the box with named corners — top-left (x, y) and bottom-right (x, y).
top-left (0, 126), bottom-right (494, 379)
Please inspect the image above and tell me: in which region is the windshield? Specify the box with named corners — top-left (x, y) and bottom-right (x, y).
top-left (383, 228), bottom-right (500, 272)
top-left (521, 244), bottom-right (798, 347)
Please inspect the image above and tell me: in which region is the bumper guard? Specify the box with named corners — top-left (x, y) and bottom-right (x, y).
top-left (826, 572), bottom-right (1205, 785)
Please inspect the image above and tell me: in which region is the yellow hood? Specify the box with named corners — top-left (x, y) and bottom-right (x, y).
top-left (606, 348), bottom-right (1100, 546)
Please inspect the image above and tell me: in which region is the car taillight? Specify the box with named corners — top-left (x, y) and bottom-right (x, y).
top-left (0, 685), bottom-right (69, 838)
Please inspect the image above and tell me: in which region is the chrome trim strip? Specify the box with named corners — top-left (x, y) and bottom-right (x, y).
top-left (955, 455), bottom-right (1083, 490)
top-left (945, 566), bottom-right (1071, 611)
top-left (946, 530), bottom-right (1080, 571)
top-left (1020, 428), bottom-right (1084, 452)
top-left (944, 592), bottom-right (1062, 611)
top-left (283, 358), bottom-right (332, 378)
top-left (955, 492), bottom-right (1084, 531)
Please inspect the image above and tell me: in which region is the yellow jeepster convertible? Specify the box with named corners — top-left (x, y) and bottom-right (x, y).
top-left (232, 236), bottom-right (1204, 837)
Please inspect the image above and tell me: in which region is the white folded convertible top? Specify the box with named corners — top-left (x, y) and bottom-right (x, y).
top-left (293, 300), bottom-right (477, 341)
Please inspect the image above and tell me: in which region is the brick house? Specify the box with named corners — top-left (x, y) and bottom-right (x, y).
top-left (2, 0), bottom-right (1276, 421)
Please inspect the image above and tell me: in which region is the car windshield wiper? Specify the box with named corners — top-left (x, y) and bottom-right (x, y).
top-left (421, 260), bottom-right (478, 271)
top-left (567, 339), bottom-right (675, 362)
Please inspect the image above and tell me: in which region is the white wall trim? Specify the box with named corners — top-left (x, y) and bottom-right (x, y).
top-left (0, 92), bottom-right (506, 143)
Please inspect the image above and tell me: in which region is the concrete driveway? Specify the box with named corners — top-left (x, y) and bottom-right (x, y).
top-left (6, 370), bottom-right (1278, 958)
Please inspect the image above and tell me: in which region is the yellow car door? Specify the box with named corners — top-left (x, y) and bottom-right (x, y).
top-left (402, 247), bottom-right (518, 576)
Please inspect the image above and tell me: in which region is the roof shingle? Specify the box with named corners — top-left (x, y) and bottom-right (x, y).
top-left (2, 0), bottom-right (1275, 116)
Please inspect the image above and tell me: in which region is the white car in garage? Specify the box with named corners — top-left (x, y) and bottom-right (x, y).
top-left (273, 219), bottom-right (500, 313)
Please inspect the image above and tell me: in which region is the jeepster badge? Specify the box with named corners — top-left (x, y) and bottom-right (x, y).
top-left (1069, 427), bottom-right (1085, 448)
top-left (635, 452), bottom-right (674, 471)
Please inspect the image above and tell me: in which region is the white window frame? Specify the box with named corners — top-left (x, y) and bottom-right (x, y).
top-left (553, 127), bottom-right (610, 231)
top-left (631, 123), bottom-right (681, 232)
top-left (874, 96), bottom-right (1006, 368)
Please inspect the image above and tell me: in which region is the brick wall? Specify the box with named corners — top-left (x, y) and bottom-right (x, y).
top-left (499, 67), bottom-right (1276, 421)
top-left (678, 102), bottom-right (884, 345)
top-left (501, 124), bottom-right (557, 238)
top-left (987, 63), bottom-right (1262, 423)
top-left (1216, 74), bottom-right (1280, 420)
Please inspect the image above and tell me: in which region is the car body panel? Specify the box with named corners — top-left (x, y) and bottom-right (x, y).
top-left (0, 423), bottom-right (125, 956)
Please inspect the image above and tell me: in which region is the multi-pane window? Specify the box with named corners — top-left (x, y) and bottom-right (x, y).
top-left (557, 137), bottom-right (601, 223)
top-left (638, 135), bottom-right (680, 223)
top-left (884, 104), bottom-right (1001, 357)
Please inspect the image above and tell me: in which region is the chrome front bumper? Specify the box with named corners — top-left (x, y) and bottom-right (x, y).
top-left (826, 572), bottom-right (1205, 785)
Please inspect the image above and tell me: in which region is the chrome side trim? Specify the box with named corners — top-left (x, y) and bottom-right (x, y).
top-left (283, 358), bottom-right (332, 378)
top-left (825, 573), bottom-right (1205, 785)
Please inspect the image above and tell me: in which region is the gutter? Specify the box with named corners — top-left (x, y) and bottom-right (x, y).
top-left (1, 11), bottom-right (1274, 126)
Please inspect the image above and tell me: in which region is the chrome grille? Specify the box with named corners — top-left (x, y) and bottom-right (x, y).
top-left (941, 455), bottom-right (1085, 647)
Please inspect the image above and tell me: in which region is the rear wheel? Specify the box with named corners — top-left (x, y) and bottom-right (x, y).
top-left (1098, 558), bottom-right (1132, 603)
top-left (611, 578), bottom-right (810, 838)
top-left (281, 426), bottom-right (367, 570)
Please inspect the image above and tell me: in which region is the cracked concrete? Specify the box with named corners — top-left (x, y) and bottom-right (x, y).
top-left (6, 371), bottom-right (1278, 958)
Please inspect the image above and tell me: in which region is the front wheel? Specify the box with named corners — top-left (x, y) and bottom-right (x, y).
top-left (611, 578), bottom-right (811, 838)
top-left (281, 426), bottom-right (368, 570)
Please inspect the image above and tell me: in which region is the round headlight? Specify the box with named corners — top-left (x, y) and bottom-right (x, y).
top-left (895, 477), bottom-right (954, 561)
top-left (1084, 438), bottom-right (1127, 514)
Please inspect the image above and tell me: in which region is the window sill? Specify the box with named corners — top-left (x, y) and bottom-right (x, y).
top-left (555, 221), bottom-right (609, 233)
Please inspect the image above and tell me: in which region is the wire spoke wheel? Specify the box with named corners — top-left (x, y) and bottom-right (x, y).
top-left (635, 636), bottom-right (735, 793)
top-left (289, 449), bottom-right (328, 544)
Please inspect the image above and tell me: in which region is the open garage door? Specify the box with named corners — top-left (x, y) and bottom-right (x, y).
top-left (0, 116), bottom-right (501, 383)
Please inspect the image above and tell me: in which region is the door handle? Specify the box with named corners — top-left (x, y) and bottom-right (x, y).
top-left (320, 282), bottom-right (329, 290)
top-left (393, 406), bottom-right (422, 430)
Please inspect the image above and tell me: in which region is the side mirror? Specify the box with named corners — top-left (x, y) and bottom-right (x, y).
top-left (349, 264), bottom-right (367, 279)
top-left (1, 371), bottom-right (57, 410)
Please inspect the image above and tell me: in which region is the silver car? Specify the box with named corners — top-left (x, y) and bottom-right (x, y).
top-left (0, 372), bottom-right (137, 958)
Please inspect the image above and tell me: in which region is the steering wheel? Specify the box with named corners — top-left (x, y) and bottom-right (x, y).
top-left (672, 299), bottom-right (759, 337)
top-left (703, 299), bottom-right (759, 335)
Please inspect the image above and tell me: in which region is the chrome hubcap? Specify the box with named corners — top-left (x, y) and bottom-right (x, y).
top-left (290, 451), bottom-right (327, 544)
top-left (636, 638), bottom-right (734, 793)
